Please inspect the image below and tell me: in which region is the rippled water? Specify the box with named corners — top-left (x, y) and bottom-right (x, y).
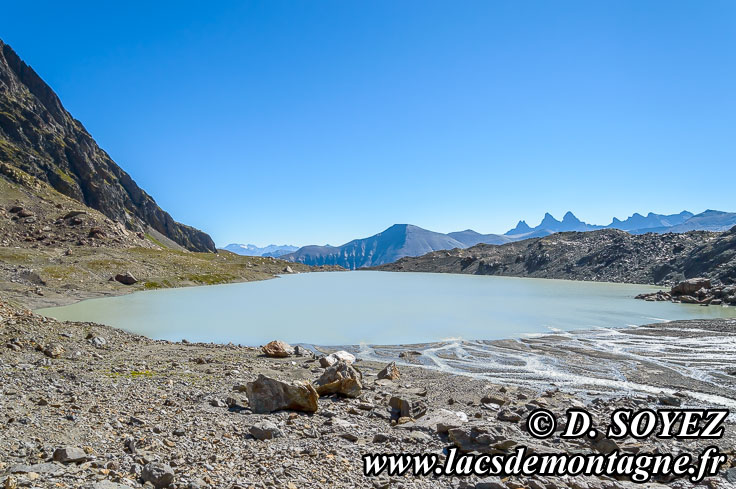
top-left (37, 271), bottom-right (736, 345)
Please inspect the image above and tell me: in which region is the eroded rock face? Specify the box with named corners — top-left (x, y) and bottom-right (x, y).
top-left (245, 374), bottom-right (319, 413)
top-left (315, 361), bottom-right (363, 398)
top-left (261, 340), bottom-right (294, 358)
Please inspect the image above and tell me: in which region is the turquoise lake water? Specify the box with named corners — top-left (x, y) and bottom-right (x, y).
top-left (36, 272), bottom-right (736, 346)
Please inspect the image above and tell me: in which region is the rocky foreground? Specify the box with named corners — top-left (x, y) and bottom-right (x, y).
top-left (2, 300), bottom-right (736, 489)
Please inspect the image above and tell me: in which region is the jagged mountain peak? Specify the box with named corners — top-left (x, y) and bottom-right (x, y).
top-left (504, 220), bottom-right (532, 236)
top-left (539, 212), bottom-right (561, 227)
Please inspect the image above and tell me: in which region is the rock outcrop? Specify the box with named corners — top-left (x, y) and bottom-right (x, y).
top-left (636, 278), bottom-right (736, 306)
top-left (0, 39), bottom-right (215, 252)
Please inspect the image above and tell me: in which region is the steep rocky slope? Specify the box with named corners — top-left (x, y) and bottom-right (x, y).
top-left (0, 39), bottom-right (214, 252)
top-left (375, 227), bottom-right (736, 286)
top-left (0, 163), bottom-right (334, 309)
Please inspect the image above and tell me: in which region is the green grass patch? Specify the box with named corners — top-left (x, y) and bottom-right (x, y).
top-left (130, 370), bottom-right (154, 378)
top-left (145, 233), bottom-right (168, 249)
top-left (183, 273), bottom-right (237, 285)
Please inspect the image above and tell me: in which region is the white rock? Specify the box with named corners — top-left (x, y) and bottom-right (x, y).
top-left (319, 350), bottom-right (356, 367)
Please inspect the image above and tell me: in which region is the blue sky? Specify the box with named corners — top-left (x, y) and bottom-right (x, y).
top-left (2, 1), bottom-right (734, 246)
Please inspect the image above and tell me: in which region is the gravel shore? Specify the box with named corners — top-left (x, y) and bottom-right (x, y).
top-left (2, 299), bottom-right (736, 489)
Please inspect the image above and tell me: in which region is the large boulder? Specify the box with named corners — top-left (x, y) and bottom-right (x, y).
top-left (245, 374), bottom-right (319, 413)
top-left (377, 361), bottom-right (400, 381)
top-left (141, 462), bottom-right (175, 488)
top-left (314, 361), bottom-right (362, 398)
top-left (52, 447), bottom-right (86, 463)
top-left (671, 278), bottom-right (711, 295)
top-left (389, 395), bottom-right (427, 420)
top-left (319, 350), bottom-right (355, 367)
top-left (261, 340), bottom-right (294, 358)
top-left (114, 272), bottom-right (138, 285)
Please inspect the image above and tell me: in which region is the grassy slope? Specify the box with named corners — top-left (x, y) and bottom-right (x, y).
top-left (0, 169), bottom-right (324, 309)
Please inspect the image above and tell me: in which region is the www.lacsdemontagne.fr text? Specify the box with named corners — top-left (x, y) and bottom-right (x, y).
top-left (363, 446), bottom-right (726, 483)
top-left (364, 408), bottom-right (730, 483)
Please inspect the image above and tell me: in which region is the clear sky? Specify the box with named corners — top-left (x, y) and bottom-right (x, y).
top-left (2, 1), bottom-right (734, 247)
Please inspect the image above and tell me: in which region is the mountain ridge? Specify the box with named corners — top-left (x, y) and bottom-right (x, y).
top-left (0, 39), bottom-right (215, 252)
top-left (283, 209), bottom-right (736, 269)
top-left (222, 243), bottom-right (299, 257)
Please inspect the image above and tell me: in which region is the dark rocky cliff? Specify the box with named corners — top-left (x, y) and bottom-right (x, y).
top-left (0, 40), bottom-right (215, 252)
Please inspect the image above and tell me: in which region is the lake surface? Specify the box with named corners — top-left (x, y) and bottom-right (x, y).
top-left (37, 272), bottom-right (736, 345)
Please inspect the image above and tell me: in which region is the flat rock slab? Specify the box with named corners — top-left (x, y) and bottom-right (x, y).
top-left (89, 482), bottom-right (135, 489)
top-left (9, 462), bottom-right (63, 474)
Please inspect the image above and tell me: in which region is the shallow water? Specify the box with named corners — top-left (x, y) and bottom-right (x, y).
top-left (37, 271), bottom-right (736, 345)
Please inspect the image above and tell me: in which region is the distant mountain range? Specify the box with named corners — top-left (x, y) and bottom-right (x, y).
top-left (282, 210), bottom-right (736, 269)
top-left (222, 243), bottom-right (298, 257)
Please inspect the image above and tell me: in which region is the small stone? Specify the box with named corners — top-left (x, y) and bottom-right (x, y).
top-left (250, 420), bottom-right (283, 440)
top-left (475, 477), bottom-right (507, 489)
top-left (658, 395), bottom-right (681, 407)
top-left (141, 462), bottom-right (175, 488)
top-left (44, 343), bottom-right (65, 358)
top-left (497, 409), bottom-right (521, 422)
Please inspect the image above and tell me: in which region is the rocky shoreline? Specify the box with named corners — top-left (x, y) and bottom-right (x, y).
top-left (2, 299), bottom-right (736, 489)
top-left (636, 278), bottom-right (736, 307)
